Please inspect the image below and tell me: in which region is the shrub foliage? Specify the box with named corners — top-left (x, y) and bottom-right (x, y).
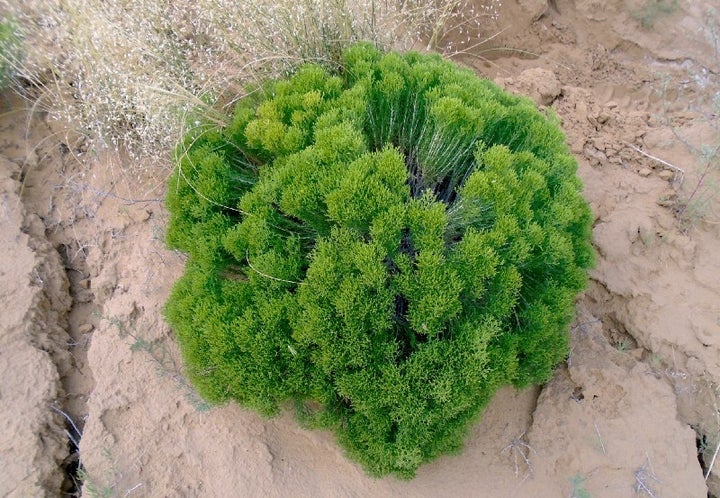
top-left (165, 43), bottom-right (594, 478)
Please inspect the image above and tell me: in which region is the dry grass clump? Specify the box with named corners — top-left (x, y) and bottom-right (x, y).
top-left (1, 0), bottom-right (501, 165)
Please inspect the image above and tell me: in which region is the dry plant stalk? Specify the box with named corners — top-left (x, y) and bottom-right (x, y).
top-left (501, 431), bottom-right (536, 478)
top-left (623, 141), bottom-right (686, 185)
top-left (634, 453), bottom-right (660, 497)
top-left (1, 0), bottom-right (501, 166)
top-left (706, 439), bottom-right (720, 481)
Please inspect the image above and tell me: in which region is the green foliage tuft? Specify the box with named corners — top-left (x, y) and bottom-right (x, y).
top-left (164, 43), bottom-right (594, 478)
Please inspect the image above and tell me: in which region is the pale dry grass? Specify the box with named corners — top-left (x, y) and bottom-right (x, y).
top-left (1, 0), bottom-right (501, 168)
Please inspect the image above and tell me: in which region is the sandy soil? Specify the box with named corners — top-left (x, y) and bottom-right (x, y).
top-left (1, 0), bottom-right (718, 496)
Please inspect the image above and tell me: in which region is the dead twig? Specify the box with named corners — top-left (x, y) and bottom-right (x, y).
top-left (705, 438), bottom-right (720, 481)
top-left (65, 429), bottom-right (80, 449)
top-left (501, 431), bottom-right (537, 478)
top-left (634, 453), bottom-right (660, 497)
top-left (124, 482), bottom-right (143, 496)
top-left (624, 142), bottom-right (686, 186)
top-left (50, 404), bottom-right (82, 439)
top-left (593, 422), bottom-right (606, 455)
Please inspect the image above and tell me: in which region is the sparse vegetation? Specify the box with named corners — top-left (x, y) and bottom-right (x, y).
top-left (75, 467), bottom-right (115, 498)
top-left (674, 135), bottom-right (720, 228)
top-left (615, 339), bottom-right (631, 352)
top-left (164, 43), bottom-right (594, 478)
top-left (632, 0), bottom-right (678, 29)
top-left (645, 8), bottom-right (720, 229)
top-left (99, 313), bottom-right (210, 412)
top-left (75, 448), bottom-right (143, 498)
top-left (569, 474), bottom-right (592, 498)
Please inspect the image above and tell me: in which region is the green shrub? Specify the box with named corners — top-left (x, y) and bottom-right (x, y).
top-left (165, 43), bottom-right (594, 478)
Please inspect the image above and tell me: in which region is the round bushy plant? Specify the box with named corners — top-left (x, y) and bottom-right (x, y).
top-left (165, 43), bottom-right (594, 478)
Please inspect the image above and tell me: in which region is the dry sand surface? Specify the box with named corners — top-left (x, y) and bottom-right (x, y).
top-left (1, 0), bottom-right (719, 496)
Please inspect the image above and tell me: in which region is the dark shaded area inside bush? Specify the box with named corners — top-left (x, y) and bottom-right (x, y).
top-left (164, 43), bottom-right (594, 478)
